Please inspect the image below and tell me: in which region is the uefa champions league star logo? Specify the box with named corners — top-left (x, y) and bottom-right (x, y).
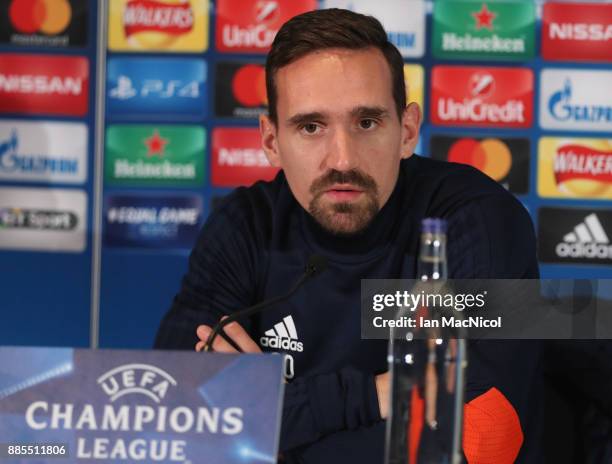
top-left (97, 364), bottom-right (177, 403)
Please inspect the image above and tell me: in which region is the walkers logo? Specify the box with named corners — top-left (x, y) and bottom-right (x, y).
top-left (540, 69), bottom-right (612, 133)
top-left (0, 187), bottom-right (86, 252)
top-left (0, 121), bottom-right (87, 184)
top-left (433, 0), bottom-right (535, 60)
top-left (105, 125), bottom-right (205, 187)
top-left (430, 135), bottom-right (529, 194)
top-left (0, 0), bottom-right (87, 47)
top-left (211, 127), bottom-right (279, 187)
top-left (404, 64), bottom-right (424, 115)
top-left (107, 57), bottom-right (206, 118)
top-left (431, 66), bottom-right (533, 128)
top-left (323, 0), bottom-right (425, 58)
top-left (538, 208), bottom-right (612, 265)
top-left (104, 194), bottom-right (203, 249)
top-left (538, 137), bottom-right (612, 200)
top-left (215, 0), bottom-right (315, 54)
top-left (108, 0), bottom-right (208, 52)
top-left (0, 54), bottom-right (88, 116)
top-left (215, 62), bottom-right (267, 119)
top-left (260, 315), bottom-right (303, 352)
top-left (542, 3), bottom-right (612, 62)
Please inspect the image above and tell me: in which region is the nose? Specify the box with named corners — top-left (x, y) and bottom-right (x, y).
top-left (324, 127), bottom-right (358, 172)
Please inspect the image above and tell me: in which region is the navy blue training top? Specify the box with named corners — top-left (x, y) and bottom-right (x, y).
top-left (155, 155), bottom-right (543, 463)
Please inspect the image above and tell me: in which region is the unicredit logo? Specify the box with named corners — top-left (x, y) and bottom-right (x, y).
top-left (221, 1), bottom-right (279, 49)
top-left (470, 73), bottom-right (495, 98)
top-left (431, 66), bottom-right (532, 128)
top-left (437, 98), bottom-right (524, 124)
top-left (439, 72), bottom-right (523, 123)
top-left (221, 23), bottom-right (275, 49)
top-left (123, 0), bottom-right (194, 37)
top-left (255, 1), bottom-right (279, 23)
top-left (216, 0), bottom-right (315, 53)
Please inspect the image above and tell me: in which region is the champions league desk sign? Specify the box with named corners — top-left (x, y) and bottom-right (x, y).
top-left (0, 347), bottom-right (284, 463)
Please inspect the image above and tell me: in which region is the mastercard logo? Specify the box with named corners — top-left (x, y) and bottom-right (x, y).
top-left (9, 0), bottom-right (72, 35)
top-left (232, 64), bottom-right (267, 107)
top-left (447, 138), bottom-right (512, 181)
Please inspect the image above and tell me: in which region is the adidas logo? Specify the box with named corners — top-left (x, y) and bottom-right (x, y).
top-left (556, 213), bottom-right (612, 260)
top-left (260, 315), bottom-right (304, 352)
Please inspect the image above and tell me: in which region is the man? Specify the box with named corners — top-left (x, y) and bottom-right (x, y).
top-left (155, 9), bottom-right (542, 463)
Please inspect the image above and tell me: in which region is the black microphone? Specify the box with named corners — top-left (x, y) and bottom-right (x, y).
top-left (204, 255), bottom-right (328, 352)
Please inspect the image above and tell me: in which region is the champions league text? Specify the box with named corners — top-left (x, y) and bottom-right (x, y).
top-left (24, 402), bottom-right (244, 461)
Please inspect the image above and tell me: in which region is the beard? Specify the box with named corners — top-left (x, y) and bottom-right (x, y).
top-left (308, 169), bottom-right (379, 236)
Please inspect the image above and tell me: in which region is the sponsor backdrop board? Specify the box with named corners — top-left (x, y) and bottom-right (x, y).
top-left (0, 1), bottom-right (611, 351)
top-left (0, 0), bottom-right (98, 347)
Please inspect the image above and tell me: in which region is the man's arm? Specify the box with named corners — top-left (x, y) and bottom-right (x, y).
top-left (154, 198), bottom-right (384, 453)
top-left (194, 319), bottom-right (384, 451)
top-left (443, 191), bottom-right (543, 463)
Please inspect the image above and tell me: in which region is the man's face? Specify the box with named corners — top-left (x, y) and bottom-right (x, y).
top-left (260, 47), bottom-right (421, 235)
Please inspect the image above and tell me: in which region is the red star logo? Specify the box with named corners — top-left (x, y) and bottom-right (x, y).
top-left (144, 130), bottom-right (168, 158)
top-left (472, 4), bottom-right (496, 30)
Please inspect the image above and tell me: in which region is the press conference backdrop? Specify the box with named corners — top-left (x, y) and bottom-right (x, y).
top-left (0, 0), bottom-right (610, 348)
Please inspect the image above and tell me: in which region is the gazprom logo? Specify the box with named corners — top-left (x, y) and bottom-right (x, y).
top-left (388, 32), bottom-right (415, 48)
top-left (548, 78), bottom-right (612, 124)
top-left (97, 364), bottom-right (177, 403)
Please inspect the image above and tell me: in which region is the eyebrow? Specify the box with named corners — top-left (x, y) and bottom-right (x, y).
top-left (287, 112), bottom-right (326, 127)
top-left (286, 106), bottom-right (390, 127)
top-left (350, 106), bottom-right (390, 119)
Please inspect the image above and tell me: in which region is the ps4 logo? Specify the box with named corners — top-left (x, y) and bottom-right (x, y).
top-left (109, 75), bottom-right (200, 100)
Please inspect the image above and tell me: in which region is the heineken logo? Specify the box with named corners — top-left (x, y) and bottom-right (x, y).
top-left (105, 125), bottom-right (205, 187)
top-left (433, 0), bottom-right (535, 59)
top-left (144, 130), bottom-right (168, 158)
top-left (472, 3), bottom-right (496, 30)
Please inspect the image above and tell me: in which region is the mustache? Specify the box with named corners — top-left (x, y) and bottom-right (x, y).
top-left (310, 169), bottom-right (378, 195)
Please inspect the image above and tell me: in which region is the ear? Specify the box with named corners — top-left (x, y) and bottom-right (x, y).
top-left (259, 114), bottom-right (281, 167)
top-left (400, 102), bottom-right (422, 159)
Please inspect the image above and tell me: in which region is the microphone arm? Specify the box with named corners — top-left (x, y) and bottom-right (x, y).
top-left (204, 255), bottom-right (327, 352)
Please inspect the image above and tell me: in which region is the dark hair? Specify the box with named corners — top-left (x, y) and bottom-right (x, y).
top-left (265, 8), bottom-right (406, 124)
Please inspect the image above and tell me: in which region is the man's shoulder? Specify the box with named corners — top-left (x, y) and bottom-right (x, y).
top-left (200, 171), bottom-right (289, 245)
top-left (405, 155), bottom-right (505, 195)
top-left (213, 171), bottom-right (287, 222)
top-left (403, 155), bottom-right (519, 213)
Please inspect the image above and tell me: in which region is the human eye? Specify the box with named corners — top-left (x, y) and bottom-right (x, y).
top-left (299, 122), bottom-right (322, 135)
top-left (358, 118), bottom-right (379, 130)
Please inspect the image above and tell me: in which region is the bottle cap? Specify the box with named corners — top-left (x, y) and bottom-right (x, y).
top-left (421, 218), bottom-right (447, 234)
